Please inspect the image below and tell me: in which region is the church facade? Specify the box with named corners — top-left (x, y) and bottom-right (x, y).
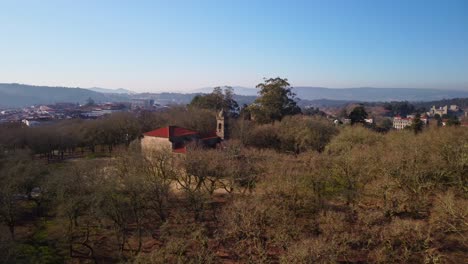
top-left (141, 110), bottom-right (227, 154)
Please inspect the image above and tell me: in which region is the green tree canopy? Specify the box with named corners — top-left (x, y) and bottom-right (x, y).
top-left (409, 113), bottom-right (424, 134)
top-left (348, 105), bottom-right (368, 124)
top-left (189, 86), bottom-right (239, 116)
top-left (383, 101), bottom-right (415, 117)
top-left (446, 116), bottom-right (461, 126)
top-left (250, 77), bottom-right (301, 123)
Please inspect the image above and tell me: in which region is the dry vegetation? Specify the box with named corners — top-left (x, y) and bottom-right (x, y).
top-left (0, 110), bottom-right (467, 263)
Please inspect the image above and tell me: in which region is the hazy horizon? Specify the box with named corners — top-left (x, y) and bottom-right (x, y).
top-left (3, 82), bottom-right (468, 94)
top-left (1, 0), bottom-right (467, 92)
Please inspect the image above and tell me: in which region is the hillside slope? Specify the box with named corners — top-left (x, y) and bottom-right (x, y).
top-left (293, 87), bottom-right (468, 101)
top-left (0, 83), bottom-right (128, 107)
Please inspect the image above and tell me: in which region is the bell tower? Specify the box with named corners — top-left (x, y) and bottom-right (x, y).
top-left (216, 110), bottom-right (228, 140)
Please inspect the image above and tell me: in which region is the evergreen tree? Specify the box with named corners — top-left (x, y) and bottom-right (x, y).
top-left (250, 77), bottom-right (301, 123)
top-left (189, 86), bottom-right (239, 116)
top-left (349, 105), bottom-right (368, 124)
top-left (434, 114), bottom-right (443, 127)
top-left (446, 116), bottom-right (461, 126)
top-left (410, 113), bottom-right (424, 134)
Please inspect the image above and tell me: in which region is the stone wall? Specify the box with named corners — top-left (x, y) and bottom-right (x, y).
top-left (141, 136), bottom-right (172, 153)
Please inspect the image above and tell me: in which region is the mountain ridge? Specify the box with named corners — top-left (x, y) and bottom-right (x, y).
top-left (1, 83), bottom-right (467, 108)
top-left (0, 83), bottom-right (128, 107)
top-left (87, 87), bottom-right (136, 94)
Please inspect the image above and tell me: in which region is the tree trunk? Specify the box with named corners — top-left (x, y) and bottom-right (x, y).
top-left (68, 217), bottom-right (74, 257)
top-left (137, 223), bottom-right (142, 253)
top-left (8, 224), bottom-right (15, 240)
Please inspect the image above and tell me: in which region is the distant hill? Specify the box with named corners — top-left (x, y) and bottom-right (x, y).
top-left (298, 99), bottom-right (358, 108)
top-left (87, 87), bottom-right (136, 94)
top-left (197, 86), bottom-right (468, 102)
top-left (293, 87), bottom-right (468, 102)
top-left (0, 83), bottom-right (129, 107)
top-left (2, 83), bottom-right (467, 108)
top-left (134, 92), bottom-right (256, 106)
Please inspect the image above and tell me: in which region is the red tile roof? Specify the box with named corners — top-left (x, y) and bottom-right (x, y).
top-left (199, 131), bottom-right (218, 140)
top-left (172, 127), bottom-right (199, 137)
top-left (144, 127), bottom-right (170, 138)
top-left (143, 126), bottom-right (220, 154)
top-left (143, 126), bottom-right (198, 138)
top-left (394, 116), bottom-right (412, 120)
top-left (173, 147), bottom-right (187, 154)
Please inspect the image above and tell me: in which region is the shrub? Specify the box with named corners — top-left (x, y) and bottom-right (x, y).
top-left (280, 238), bottom-right (339, 264)
top-left (429, 190), bottom-right (468, 255)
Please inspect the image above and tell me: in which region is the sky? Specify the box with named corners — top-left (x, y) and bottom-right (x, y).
top-left (0, 0), bottom-right (467, 92)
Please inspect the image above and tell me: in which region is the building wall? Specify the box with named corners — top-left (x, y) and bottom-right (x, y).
top-left (429, 105), bottom-right (449, 117)
top-left (131, 99), bottom-right (154, 110)
top-left (393, 118), bottom-right (412, 130)
top-left (393, 117), bottom-right (429, 130)
top-left (216, 118), bottom-right (226, 139)
top-left (141, 136), bottom-right (172, 153)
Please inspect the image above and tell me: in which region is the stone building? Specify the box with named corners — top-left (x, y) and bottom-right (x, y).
top-left (393, 115), bottom-right (428, 130)
top-left (429, 105), bottom-right (448, 117)
top-left (131, 99), bottom-right (154, 110)
top-left (141, 110), bottom-right (227, 154)
top-left (216, 109), bottom-right (228, 140)
top-left (428, 105), bottom-right (461, 117)
top-left (393, 116), bottom-right (412, 130)
top-left (449, 105), bottom-right (459, 112)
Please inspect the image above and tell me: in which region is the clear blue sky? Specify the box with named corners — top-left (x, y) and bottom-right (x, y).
top-left (1, 0), bottom-right (467, 92)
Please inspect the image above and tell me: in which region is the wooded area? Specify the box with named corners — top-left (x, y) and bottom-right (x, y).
top-left (0, 80), bottom-right (467, 263)
top-left (1, 114), bottom-right (467, 263)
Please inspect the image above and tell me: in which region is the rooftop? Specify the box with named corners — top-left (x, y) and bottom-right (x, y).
top-left (143, 126), bottom-right (199, 138)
